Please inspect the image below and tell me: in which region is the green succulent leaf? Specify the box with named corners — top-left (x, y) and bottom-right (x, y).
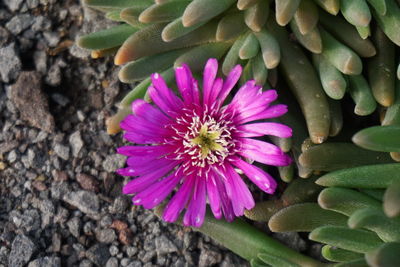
top-left (348, 208), bottom-right (400, 242)
top-left (383, 180), bottom-right (400, 218)
top-left (119, 48), bottom-right (190, 83)
top-left (269, 203), bottom-right (348, 232)
top-left (182, 0), bottom-right (236, 27)
top-left (299, 142), bottom-right (393, 172)
top-left (267, 18), bottom-right (331, 144)
top-left (321, 245), bottom-right (363, 263)
top-left (352, 126), bottom-right (400, 153)
top-left (318, 12), bottom-right (376, 57)
top-left (316, 163), bottom-right (400, 188)
top-left (77, 24), bottom-right (139, 50)
top-left (366, 242), bottom-right (400, 267)
top-left (274, 0), bottom-right (301, 26)
top-left (318, 187), bottom-right (381, 216)
top-left (312, 53), bottom-right (346, 100)
top-left (340, 0), bottom-right (371, 27)
top-left (309, 226), bottom-right (384, 253)
top-left (372, 0), bottom-right (400, 46)
top-left (257, 252), bottom-right (300, 267)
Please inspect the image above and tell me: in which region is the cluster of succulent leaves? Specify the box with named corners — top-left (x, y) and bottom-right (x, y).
top-left (78, 0), bottom-right (400, 266)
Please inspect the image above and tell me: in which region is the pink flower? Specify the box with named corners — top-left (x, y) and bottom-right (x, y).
top-left (117, 58), bottom-right (292, 227)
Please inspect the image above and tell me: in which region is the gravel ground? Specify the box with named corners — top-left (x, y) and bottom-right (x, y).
top-left (0, 1), bottom-right (248, 266)
top-left (0, 1), bottom-right (319, 266)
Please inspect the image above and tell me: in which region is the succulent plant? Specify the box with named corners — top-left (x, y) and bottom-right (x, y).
top-left (77, 0), bottom-right (400, 266)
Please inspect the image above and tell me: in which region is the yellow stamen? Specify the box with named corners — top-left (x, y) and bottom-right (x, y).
top-left (191, 124), bottom-right (224, 159)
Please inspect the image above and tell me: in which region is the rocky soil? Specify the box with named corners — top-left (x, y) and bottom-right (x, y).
top-left (0, 1), bottom-right (314, 266)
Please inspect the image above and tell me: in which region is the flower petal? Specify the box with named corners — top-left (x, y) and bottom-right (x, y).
top-left (236, 104), bottom-right (288, 124)
top-left (221, 163), bottom-right (254, 216)
top-left (175, 64), bottom-right (199, 104)
top-left (206, 172), bottom-right (222, 219)
top-left (131, 99), bottom-right (171, 125)
top-left (202, 58), bottom-right (218, 106)
top-left (237, 123), bottom-right (292, 138)
top-left (230, 157), bottom-right (277, 194)
top-left (126, 158), bottom-right (179, 176)
top-left (183, 177), bottom-right (206, 227)
top-left (132, 172), bottom-right (182, 209)
top-left (239, 148), bottom-right (292, 166)
top-left (163, 174), bottom-right (195, 223)
top-left (117, 144), bottom-right (174, 157)
top-left (208, 77), bottom-right (223, 107)
top-left (217, 65), bottom-right (242, 105)
top-left (122, 161), bottom-right (180, 194)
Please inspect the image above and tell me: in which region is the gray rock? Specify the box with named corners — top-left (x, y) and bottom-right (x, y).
top-left (102, 154), bottom-right (126, 172)
top-left (67, 217), bottom-right (81, 238)
top-left (127, 261), bottom-right (142, 267)
top-left (121, 258), bottom-right (132, 266)
top-left (111, 195), bottom-right (130, 213)
top-left (27, 0), bottom-right (39, 9)
top-left (7, 150), bottom-right (17, 163)
top-left (0, 26), bottom-right (9, 47)
top-left (0, 43), bottom-right (21, 83)
top-left (51, 93), bottom-right (69, 107)
top-left (8, 234), bottom-right (36, 267)
top-left (155, 235), bottom-right (178, 255)
top-left (199, 249), bottom-right (222, 267)
top-left (3, 0), bottom-right (24, 12)
top-left (86, 244), bottom-right (110, 266)
top-left (10, 71), bottom-right (55, 132)
top-left (109, 245), bottom-right (118, 256)
top-left (54, 143), bottom-right (70, 160)
top-left (69, 131), bottom-right (84, 157)
top-left (95, 228), bottom-right (117, 244)
top-left (28, 256), bottom-right (61, 267)
top-left (63, 190), bottom-right (100, 215)
top-left (79, 259), bottom-right (93, 267)
top-left (6, 14), bottom-right (34, 35)
top-left (33, 50), bottom-right (47, 74)
top-left (45, 62), bottom-right (62, 86)
top-left (31, 16), bottom-right (51, 32)
top-left (126, 247), bottom-right (138, 257)
top-left (105, 257), bottom-right (119, 267)
top-left (43, 31), bottom-right (60, 47)
top-left (272, 232), bottom-right (307, 252)
top-left (69, 44), bottom-right (91, 59)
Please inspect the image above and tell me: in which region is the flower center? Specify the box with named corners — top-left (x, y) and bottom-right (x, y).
top-left (191, 124), bottom-right (225, 159)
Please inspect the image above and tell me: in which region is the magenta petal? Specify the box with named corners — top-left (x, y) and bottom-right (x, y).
top-left (117, 145), bottom-right (174, 157)
top-left (208, 77), bottom-right (223, 107)
top-left (126, 158), bottom-right (179, 176)
top-left (133, 172), bottom-right (181, 209)
top-left (131, 99), bottom-right (171, 124)
top-left (122, 161), bottom-right (179, 194)
top-left (206, 173), bottom-right (222, 219)
top-left (237, 123), bottom-right (292, 138)
top-left (202, 58), bottom-right (218, 106)
top-left (116, 167), bottom-right (135, 176)
top-left (223, 164), bottom-right (255, 216)
top-left (239, 148), bottom-right (292, 166)
top-left (237, 104), bottom-right (288, 124)
top-left (175, 64), bottom-right (198, 104)
top-left (241, 138), bottom-right (284, 155)
top-left (151, 73), bottom-right (183, 111)
top-left (148, 85), bottom-right (181, 116)
top-left (183, 177), bottom-right (206, 227)
top-left (217, 65), bottom-right (242, 104)
top-left (163, 175), bottom-right (195, 223)
top-left (230, 157), bottom-right (277, 194)
top-left (210, 168), bottom-right (235, 221)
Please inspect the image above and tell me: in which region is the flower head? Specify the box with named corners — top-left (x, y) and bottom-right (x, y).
top-left (117, 58), bottom-right (292, 227)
